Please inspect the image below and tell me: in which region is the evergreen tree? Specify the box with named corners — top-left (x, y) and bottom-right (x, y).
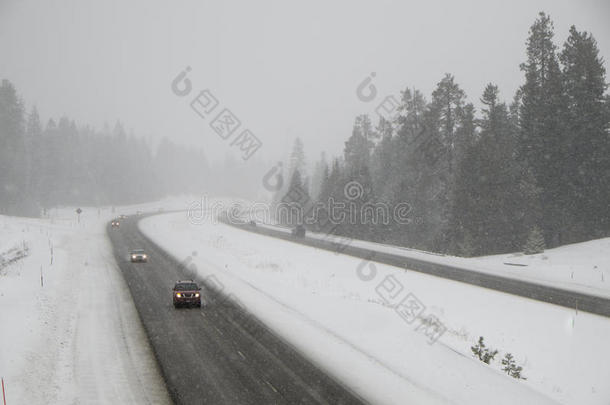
top-left (560, 26), bottom-right (610, 239)
top-left (524, 225), bottom-right (546, 254)
top-left (280, 169), bottom-right (311, 225)
top-left (344, 115), bottom-right (373, 175)
top-left (471, 336), bottom-right (498, 364)
top-left (391, 88), bottom-right (430, 247)
top-left (23, 106), bottom-right (42, 212)
top-left (453, 84), bottom-right (525, 255)
top-left (316, 158), bottom-right (343, 232)
top-left (518, 12), bottom-right (568, 247)
top-left (370, 116), bottom-right (394, 202)
top-left (273, 137), bottom-right (307, 209)
top-left (0, 79), bottom-right (28, 215)
top-left (310, 152), bottom-right (328, 201)
top-left (0, 79), bottom-right (216, 212)
top-left (342, 116), bottom-right (376, 238)
top-left (429, 74), bottom-right (467, 251)
top-left (288, 137), bottom-right (306, 179)
top-left (501, 353), bottom-right (526, 379)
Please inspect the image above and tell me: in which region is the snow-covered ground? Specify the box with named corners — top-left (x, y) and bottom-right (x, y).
top-left (0, 199), bottom-right (193, 404)
top-left (140, 211), bottom-right (610, 405)
top-left (257, 222), bottom-right (610, 298)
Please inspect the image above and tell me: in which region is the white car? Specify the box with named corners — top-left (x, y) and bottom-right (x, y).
top-left (130, 249), bottom-right (148, 263)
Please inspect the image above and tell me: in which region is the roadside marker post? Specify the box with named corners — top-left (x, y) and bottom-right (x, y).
top-left (2, 377), bottom-right (7, 405)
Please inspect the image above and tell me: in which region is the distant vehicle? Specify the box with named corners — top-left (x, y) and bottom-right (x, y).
top-left (173, 280), bottom-right (202, 308)
top-left (136, 211), bottom-right (143, 216)
top-left (111, 220), bottom-right (120, 228)
top-left (248, 220), bottom-right (257, 227)
top-left (291, 224), bottom-right (306, 238)
top-left (118, 214), bottom-right (128, 219)
top-left (130, 249), bottom-right (148, 263)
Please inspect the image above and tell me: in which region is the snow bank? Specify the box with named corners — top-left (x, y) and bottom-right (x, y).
top-left (0, 199), bottom-right (188, 404)
top-left (258, 222), bottom-right (610, 299)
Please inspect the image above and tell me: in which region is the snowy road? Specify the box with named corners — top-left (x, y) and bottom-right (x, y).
top-left (108, 216), bottom-right (364, 405)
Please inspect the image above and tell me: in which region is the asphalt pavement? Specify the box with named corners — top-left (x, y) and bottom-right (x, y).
top-left (107, 216), bottom-right (365, 405)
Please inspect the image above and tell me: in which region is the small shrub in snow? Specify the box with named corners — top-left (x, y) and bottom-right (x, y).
top-left (471, 336), bottom-right (498, 364)
top-left (501, 353), bottom-right (526, 380)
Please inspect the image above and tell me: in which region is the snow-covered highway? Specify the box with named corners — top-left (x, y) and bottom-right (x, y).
top-left (109, 215), bottom-right (364, 405)
top-left (140, 211), bottom-right (610, 405)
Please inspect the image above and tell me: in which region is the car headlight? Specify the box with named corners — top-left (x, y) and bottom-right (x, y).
top-left (175, 293), bottom-right (181, 298)
top-left (142, 255), bottom-right (147, 259)
top-left (131, 255), bottom-right (136, 259)
top-left (195, 293), bottom-right (200, 297)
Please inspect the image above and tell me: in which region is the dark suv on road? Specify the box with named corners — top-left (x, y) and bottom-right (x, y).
top-left (173, 280), bottom-right (202, 308)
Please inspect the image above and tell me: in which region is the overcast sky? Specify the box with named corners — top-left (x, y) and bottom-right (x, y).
top-left (1, 0), bottom-right (608, 166)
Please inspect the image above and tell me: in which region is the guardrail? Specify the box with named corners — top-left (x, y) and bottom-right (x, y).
top-left (0, 243), bottom-right (29, 271)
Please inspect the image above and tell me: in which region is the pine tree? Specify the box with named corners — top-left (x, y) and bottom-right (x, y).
top-left (453, 84), bottom-right (525, 255)
top-left (457, 231), bottom-right (476, 257)
top-left (431, 74), bottom-right (466, 152)
top-left (344, 115), bottom-right (373, 176)
top-left (273, 137), bottom-right (307, 208)
top-left (524, 225), bottom-right (545, 254)
top-left (288, 137), bottom-right (306, 179)
top-left (501, 353), bottom-right (526, 379)
top-left (394, 88), bottom-right (430, 248)
top-left (0, 79), bottom-right (27, 215)
top-left (560, 26), bottom-right (610, 240)
top-left (21, 106), bottom-right (43, 214)
top-left (370, 116), bottom-right (393, 202)
top-left (280, 169), bottom-right (311, 225)
top-left (518, 12), bottom-right (568, 247)
top-left (471, 336), bottom-right (498, 364)
top-left (311, 152), bottom-right (328, 201)
top-left (429, 74), bottom-right (467, 252)
top-left (342, 116), bottom-right (377, 238)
